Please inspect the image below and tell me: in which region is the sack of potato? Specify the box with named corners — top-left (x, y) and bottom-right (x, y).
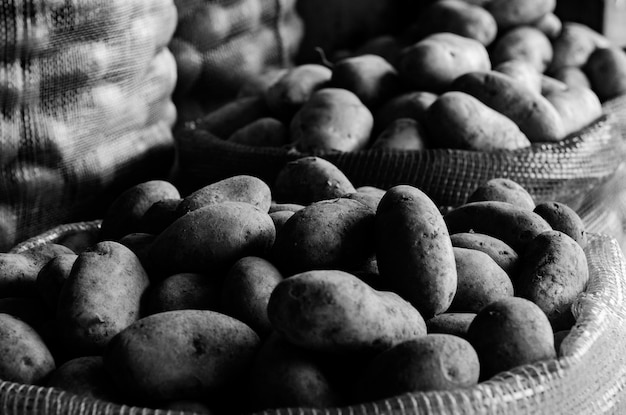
top-left (2, 165), bottom-right (626, 414)
top-left (174, 0), bottom-right (626, 248)
top-left (170, 0), bottom-right (304, 123)
top-left (0, 0), bottom-right (178, 252)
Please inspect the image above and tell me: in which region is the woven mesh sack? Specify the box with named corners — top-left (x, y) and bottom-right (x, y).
top-left (170, 0), bottom-right (304, 123)
top-left (0, 0), bottom-right (178, 252)
top-left (1, 222), bottom-right (625, 414)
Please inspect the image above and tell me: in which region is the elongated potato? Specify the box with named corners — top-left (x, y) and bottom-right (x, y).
top-left (425, 91), bottom-right (530, 151)
top-left (374, 91), bottom-right (437, 134)
top-left (490, 26), bottom-right (553, 73)
top-left (104, 310), bottom-right (260, 404)
top-left (227, 117), bottom-right (288, 148)
top-left (551, 66), bottom-right (591, 90)
top-left (57, 241), bottom-right (150, 356)
top-left (147, 201), bottom-right (276, 277)
top-left (273, 156), bottom-right (356, 205)
top-left (267, 270), bottom-right (426, 354)
top-left (196, 96), bottom-right (270, 138)
top-left (486, 0), bottom-right (556, 29)
top-left (176, 175), bottom-right (272, 216)
top-left (397, 32), bottom-right (491, 92)
top-left (515, 230), bottom-right (589, 331)
top-left (271, 198), bottom-right (375, 275)
top-left (543, 85), bottom-right (603, 136)
top-left (452, 70), bottom-right (566, 142)
top-left (444, 201), bottom-right (552, 253)
top-left (375, 185), bottom-right (457, 318)
top-left (426, 312), bottom-right (476, 339)
top-left (450, 232), bottom-right (519, 278)
top-left (494, 60), bottom-right (542, 94)
top-left (35, 253), bottom-right (78, 310)
top-left (550, 22), bottom-right (610, 72)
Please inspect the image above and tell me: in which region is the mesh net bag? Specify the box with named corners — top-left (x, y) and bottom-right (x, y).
top-left (0, 0), bottom-right (179, 252)
top-left (2, 223), bottom-right (626, 414)
top-left (170, 0), bottom-right (304, 123)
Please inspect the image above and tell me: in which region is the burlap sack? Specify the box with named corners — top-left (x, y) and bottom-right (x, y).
top-left (3, 223), bottom-right (626, 414)
top-left (0, 0), bottom-right (178, 252)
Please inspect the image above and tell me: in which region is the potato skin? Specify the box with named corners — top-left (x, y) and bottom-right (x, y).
top-left (145, 272), bottom-right (222, 315)
top-left (467, 296), bottom-right (556, 379)
top-left (247, 332), bottom-right (339, 411)
top-left (584, 46), bottom-right (626, 102)
top-left (426, 312), bottom-right (476, 339)
top-left (271, 198), bottom-right (375, 275)
top-left (374, 91), bottom-right (437, 134)
top-left (196, 95), bottom-right (270, 138)
top-left (450, 232), bottom-right (519, 278)
top-left (533, 201), bottom-right (587, 248)
top-left (452, 70), bottom-right (566, 142)
top-left (176, 175), bottom-right (272, 216)
top-left (57, 241), bottom-right (150, 356)
top-left (355, 334), bottom-right (480, 401)
top-left (227, 117), bottom-right (288, 148)
top-left (486, 0), bottom-right (556, 29)
top-left (491, 26), bottom-right (553, 73)
top-left (46, 356), bottom-right (120, 402)
top-left (267, 270), bottom-right (427, 355)
top-left (425, 91), bottom-right (530, 151)
top-left (397, 32), bottom-right (491, 93)
top-left (103, 310), bottom-right (260, 404)
top-left (35, 253), bottom-right (77, 310)
top-left (273, 156), bottom-right (356, 205)
top-left (375, 185), bottom-right (457, 318)
top-left (515, 230), bottom-right (589, 331)
top-left (289, 88), bottom-right (373, 153)
top-left (550, 22), bottom-right (610, 72)
top-left (370, 118), bottom-right (427, 151)
top-left (467, 178), bottom-right (535, 210)
top-left (220, 256), bottom-right (283, 337)
top-left (543, 85), bottom-right (603, 136)
top-left (494, 60), bottom-right (542, 94)
top-left (444, 201), bottom-right (552, 253)
top-left (147, 201), bottom-right (276, 277)
top-left (100, 180), bottom-right (180, 240)
top-left (0, 313), bottom-right (55, 384)
top-left (450, 247), bottom-right (514, 313)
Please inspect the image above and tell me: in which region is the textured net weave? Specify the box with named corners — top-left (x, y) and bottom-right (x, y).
top-left (4, 227), bottom-right (626, 414)
top-left (175, 95), bottom-right (626, 246)
top-left (0, 0), bottom-right (178, 252)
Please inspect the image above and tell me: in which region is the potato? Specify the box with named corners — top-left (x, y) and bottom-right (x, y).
top-left (354, 334), bottom-right (479, 401)
top-left (329, 54), bottom-right (401, 108)
top-left (408, 0), bottom-right (497, 46)
top-left (46, 356), bottom-right (120, 402)
top-left (494, 60), bottom-right (542, 94)
top-left (340, 188), bottom-right (385, 212)
top-left (247, 332), bottom-right (339, 411)
top-left (450, 247), bottom-right (514, 313)
top-left (375, 185), bottom-right (457, 318)
top-left (467, 296), bottom-right (556, 379)
top-left (550, 22), bottom-right (610, 72)
top-left (467, 177), bottom-right (535, 210)
top-left (139, 198), bottom-right (182, 235)
top-left (269, 210), bottom-right (295, 235)
top-left (169, 37), bottom-right (202, 97)
top-left (374, 91), bottom-right (437, 134)
top-left (117, 233), bottom-right (155, 266)
top-left (490, 26), bottom-right (553, 73)
top-left (268, 202), bottom-right (305, 213)
top-left (370, 118), bottom-right (427, 151)
top-left (397, 32), bottom-right (491, 92)
top-left (100, 180), bottom-right (180, 240)
top-left (237, 67), bottom-right (289, 99)
top-left (541, 74), bottom-right (568, 96)
top-left (450, 232), bottom-right (519, 278)
top-left (532, 12), bottom-right (562, 39)
top-left (543, 85), bottom-right (603, 136)
top-left (289, 88), bottom-right (373, 152)
top-left (268, 270), bottom-right (426, 355)
top-left (176, 175), bottom-right (272, 216)
top-left (425, 91), bottom-right (531, 151)
top-left (485, 0), bottom-right (556, 29)
top-left (104, 310), bottom-right (260, 403)
top-left (35, 253), bottom-right (78, 310)
top-left (444, 201), bottom-right (552, 253)
top-left (271, 198), bottom-right (375, 275)
top-left (145, 272), bottom-right (222, 315)
top-left (57, 241), bottom-right (150, 356)
top-left (0, 243), bottom-right (74, 298)
top-left (584, 46), bottom-right (626, 102)
top-left (0, 313), bottom-right (55, 384)
top-left (227, 117), bottom-right (288, 147)
top-left (426, 312), bottom-right (476, 339)
top-left (147, 201), bottom-right (276, 277)
top-left (351, 35), bottom-right (402, 67)
top-left (533, 201), bottom-right (587, 248)
top-left (515, 230), bottom-right (589, 331)
top-left (551, 66), bottom-right (591, 90)
top-left (554, 329), bottom-right (570, 356)
top-left (265, 64), bottom-right (332, 120)
top-left (196, 96), bottom-right (270, 139)
top-left (452, 70), bottom-right (566, 142)
top-left (220, 256), bottom-right (283, 337)
top-left (273, 156), bottom-right (356, 205)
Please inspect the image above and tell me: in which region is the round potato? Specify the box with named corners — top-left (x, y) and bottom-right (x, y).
top-left (46, 356), bottom-right (120, 402)
top-left (467, 178), bottom-right (535, 210)
top-left (486, 0), bottom-right (556, 29)
top-left (374, 91), bottom-right (437, 134)
top-left (227, 117), bottom-right (288, 148)
top-left (145, 272), bottom-right (222, 315)
top-left (584, 46), bottom-right (626, 102)
top-left (370, 118), bottom-right (427, 151)
top-left (491, 26), bottom-right (553, 73)
top-left (533, 201), bottom-right (587, 248)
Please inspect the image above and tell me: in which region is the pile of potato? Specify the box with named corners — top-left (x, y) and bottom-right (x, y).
top-left (0, 155), bottom-right (590, 413)
top-left (193, 0), bottom-right (626, 153)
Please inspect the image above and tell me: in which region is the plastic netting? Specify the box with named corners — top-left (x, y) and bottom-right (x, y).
top-left (0, 0), bottom-right (178, 252)
top-left (5, 224), bottom-right (626, 415)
